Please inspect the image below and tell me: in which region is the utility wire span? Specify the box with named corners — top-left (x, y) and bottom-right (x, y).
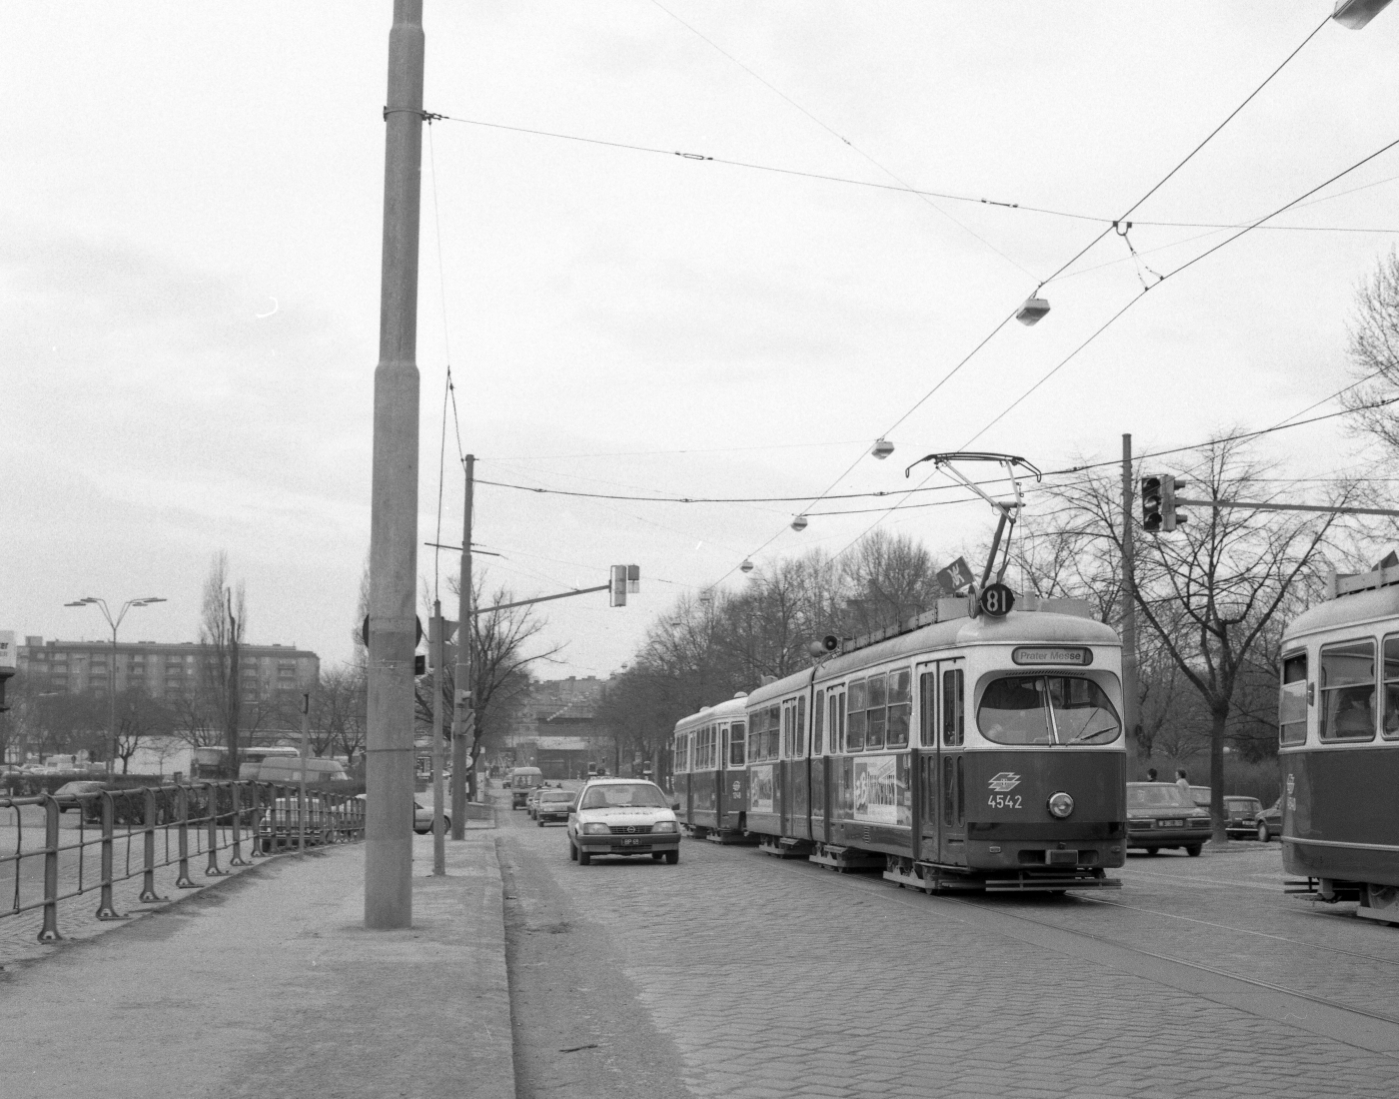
top-left (436, 113), bottom-right (1399, 237)
top-left (647, 0), bottom-right (1037, 281)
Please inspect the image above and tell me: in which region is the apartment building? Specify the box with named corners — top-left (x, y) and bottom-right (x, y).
top-left (14, 636), bottom-right (319, 705)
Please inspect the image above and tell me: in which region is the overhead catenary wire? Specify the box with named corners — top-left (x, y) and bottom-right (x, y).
top-left (733, 11), bottom-right (1338, 577)
top-left (435, 113), bottom-right (1399, 238)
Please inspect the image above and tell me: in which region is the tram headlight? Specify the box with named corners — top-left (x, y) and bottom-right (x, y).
top-left (1047, 792), bottom-right (1075, 819)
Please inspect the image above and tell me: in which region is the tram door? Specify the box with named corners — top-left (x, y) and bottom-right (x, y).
top-left (819, 687), bottom-right (843, 845)
top-left (938, 662), bottom-right (966, 865)
top-left (916, 661), bottom-right (965, 864)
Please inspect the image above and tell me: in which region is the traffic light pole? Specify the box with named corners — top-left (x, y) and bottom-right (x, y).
top-left (450, 455), bottom-right (473, 837)
top-left (1120, 435), bottom-right (1141, 771)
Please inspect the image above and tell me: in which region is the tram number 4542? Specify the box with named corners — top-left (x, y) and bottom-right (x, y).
top-left (987, 794), bottom-right (1022, 809)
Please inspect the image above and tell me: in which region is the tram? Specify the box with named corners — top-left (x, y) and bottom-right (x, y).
top-left (1278, 564), bottom-right (1399, 924)
top-left (672, 694), bottom-right (752, 843)
top-left (673, 595), bottom-right (1127, 893)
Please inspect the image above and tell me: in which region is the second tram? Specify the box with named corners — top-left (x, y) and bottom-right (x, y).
top-left (1279, 565), bottom-right (1399, 924)
top-left (673, 596), bottom-right (1127, 892)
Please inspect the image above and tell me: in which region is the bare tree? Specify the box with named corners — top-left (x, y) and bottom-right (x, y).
top-left (417, 574), bottom-right (560, 798)
top-left (112, 687), bottom-right (176, 774)
top-left (1343, 247), bottom-right (1399, 451)
top-left (313, 663), bottom-right (367, 765)
top-left (1046, 438), bottom-right (1352, 843)
top-left (199, 552), bottom-right (247, 775)
top-left (839, 530), bottom-right (942, 635)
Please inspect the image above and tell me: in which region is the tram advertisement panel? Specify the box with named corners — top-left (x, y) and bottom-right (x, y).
top-left (852, 755), bottom-right (911, 826)
top-left (750, 764), bottom-right (774, 814)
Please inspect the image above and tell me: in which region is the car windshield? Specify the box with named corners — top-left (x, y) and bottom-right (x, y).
top-left (580, 783), bottom-right (668, 810)
top-left (1224, 798), bottom-right (1255, 811)
top-left (1127, 785), bottom-right (1193, 808)
top-left (977, 676), bottom-right (1121, 745)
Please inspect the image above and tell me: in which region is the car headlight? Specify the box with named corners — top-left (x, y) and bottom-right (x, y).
top-left (652, 820), bottom-right (678, 833)
top-left (1047, 792), bottom-right (1074, 819)
top-left (582, 822), bottom-right (610, 835)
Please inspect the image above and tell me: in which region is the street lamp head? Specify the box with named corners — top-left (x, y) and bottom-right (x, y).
top-left (63, 600), bottom-right (88, 607)
top-left (1333, 0), bottom-right (1391, 29)
top-left (134, 597), bottom-right (166, 605)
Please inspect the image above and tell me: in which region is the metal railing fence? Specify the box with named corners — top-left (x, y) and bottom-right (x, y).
top-left (0, 781), bottom-right (365, 943)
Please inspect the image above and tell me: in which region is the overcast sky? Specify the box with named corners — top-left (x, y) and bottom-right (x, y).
top-left (5, 2), bottom-right (1399, 681)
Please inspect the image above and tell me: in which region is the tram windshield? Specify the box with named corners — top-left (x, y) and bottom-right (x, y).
top-left (977, 676), bottom-right (1121, 746)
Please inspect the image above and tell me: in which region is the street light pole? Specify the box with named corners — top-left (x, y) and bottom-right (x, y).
top-left (366, 0), bottom-right (426, 930)
top-left (63, 596), bottom-right (166, 776)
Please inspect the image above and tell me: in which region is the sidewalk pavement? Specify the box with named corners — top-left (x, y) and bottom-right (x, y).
top-left (0, 828), bottom-right (513, 1099)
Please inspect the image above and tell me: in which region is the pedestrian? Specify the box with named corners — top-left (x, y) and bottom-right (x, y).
top-left (1146, 767), bottom-right (1158, 782)
top-left (1175, 768), bottom-right (1190, 792)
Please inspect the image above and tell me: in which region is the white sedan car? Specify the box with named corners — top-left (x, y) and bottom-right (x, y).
top-left (567, 779), bottom-right (681, 866)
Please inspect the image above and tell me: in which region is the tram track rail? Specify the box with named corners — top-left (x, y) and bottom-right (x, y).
top-left (734, 844), bottom-right (1399, 1056)
top-left (1074, 892), bottom-right (1399, 970)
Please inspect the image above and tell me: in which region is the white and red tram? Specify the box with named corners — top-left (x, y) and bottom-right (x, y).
top-left (1279, 565), bottom-right (1399, 924)
top-left (674, 596), bottom-right (1128, 892)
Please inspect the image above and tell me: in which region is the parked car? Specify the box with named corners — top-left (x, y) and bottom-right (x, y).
top-left (1221, 795), bottom-right (1271, 841)
top-left (535, 788), bottom-right (576, 826)
top-left (52, 780), bottom-right (107, 812)
top-left (1258, 797), bottom-right (1283, 841)
top-left (413, 799), bottom-right (450, 835)
top-left (1188, 785), bottom-right (1211, 807)
top-left (567, 778), bottom-right (681, 866)
top-left (525, 788), bottom-right (544, 819)
top-left (1126, 782), bottom-right (1212, 856)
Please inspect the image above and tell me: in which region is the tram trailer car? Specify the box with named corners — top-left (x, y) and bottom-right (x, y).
top-left (676, 599), bottom-right (1127, 893)
top-left (1279, 567), bottom-right (1399, 925)
top-left (672, 695), bottom-right (754, 843)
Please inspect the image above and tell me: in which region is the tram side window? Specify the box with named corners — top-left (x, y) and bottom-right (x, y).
top-left (831, 692), bottom-right (845, 754)
top-left (943, 669), bottom-right (965, 746)
top-left (1319, 639), bottom-right (1376, 742)
top-left (919, 673), bottom-right (936, 747)
top-left (1279, 652), bottom-right (1308, 745)
top-left (866, 675), bottom-right (888, 750)
top-left (887, 669), bottom-right (911, 748)
top-left (1385, 638), bottom-right (1399, 741)
top-left (813, 690), bottom-right (825, 755)
top-left (730, 722), bottom-right (747, 767)
top-left (847, 679), bottom-right (868, 751)
top-left (796, 696), bottom-right (807, 756)
top-left (763, 705), bottom-right (781, 760)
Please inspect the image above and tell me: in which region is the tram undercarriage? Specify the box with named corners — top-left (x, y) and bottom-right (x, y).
top-left (882, 856), bottom-right (1120, 894)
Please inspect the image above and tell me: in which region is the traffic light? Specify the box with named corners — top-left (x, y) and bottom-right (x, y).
top-left (1161, 475), bottom-right (1187, 533)
top-left (610, 565), bottom-right (640, 607)
top-left (414, 654), bottom-right (427, 676)
top-left (1141, 476), bottom-right (1163, 533)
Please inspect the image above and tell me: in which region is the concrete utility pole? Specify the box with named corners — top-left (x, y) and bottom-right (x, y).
top-left (450, 454), bottom-right (474, 840)
top-left (365, 0), bottom-right (425, 930)
top-left (1120, 435), bottom-right (1140, 772)
top-left (431, 602), bottom-right (446, 875)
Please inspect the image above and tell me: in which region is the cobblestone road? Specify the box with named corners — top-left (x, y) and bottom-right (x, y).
top-left (502, 811), bottom-right (1399, 1099)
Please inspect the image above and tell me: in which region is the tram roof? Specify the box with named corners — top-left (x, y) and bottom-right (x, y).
top-left (745, 610), bottom-right (1118, 707)
top-left (673, 694), bottom-right (748, 732)
top-left (1284, 583), bottom-right (1399, 641)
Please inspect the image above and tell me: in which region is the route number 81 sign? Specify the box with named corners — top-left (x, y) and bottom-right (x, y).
top-left (979, 583), bottom-right (1015, 618)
